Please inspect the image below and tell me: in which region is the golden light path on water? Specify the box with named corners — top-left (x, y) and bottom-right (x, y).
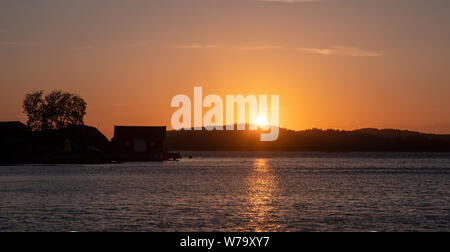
top-left (244, 159), bottom-right (281, 232)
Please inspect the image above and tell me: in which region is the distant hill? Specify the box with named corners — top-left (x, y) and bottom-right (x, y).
top-left (166, 127), bottom-right (450, 152)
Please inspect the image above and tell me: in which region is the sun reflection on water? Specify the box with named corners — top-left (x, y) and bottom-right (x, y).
top-left (243, 159), bottom-right (280, 232)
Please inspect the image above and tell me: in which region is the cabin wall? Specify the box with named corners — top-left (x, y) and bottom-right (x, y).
top-left (114, 138), bottom-right (164, 154)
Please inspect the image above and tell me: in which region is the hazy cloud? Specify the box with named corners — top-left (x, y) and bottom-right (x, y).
top-left (177, 44), bottom-right (224, 49)
top-left (176, 44), bottom-right (381, 57)
top-left (0, 41), bottom-right (40, 47)
top-left (119, 42), bottom-right (152, 49)
top-left (177, 44), bottom-right (283, 51)
top-left (298, 46), bottom-right (383, 57)
top-left (236, 45), bottom-right (284, 51)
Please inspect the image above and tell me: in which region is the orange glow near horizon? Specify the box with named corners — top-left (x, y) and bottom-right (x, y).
top-left (255, 115), bottom-right (268, 128)
top-left (1, 1), bottom-right (450, 138)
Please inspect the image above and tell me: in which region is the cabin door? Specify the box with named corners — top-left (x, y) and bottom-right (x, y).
top-left (133, 140), bottom-right (147, 153)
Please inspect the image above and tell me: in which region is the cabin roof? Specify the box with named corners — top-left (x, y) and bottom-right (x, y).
top-left (0, 121), bottom-right (30, 131)
top-left (113, 126), bottom-right (166, 139)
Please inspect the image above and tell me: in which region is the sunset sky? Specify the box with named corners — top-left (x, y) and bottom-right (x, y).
top-left (1, 0), bottom-right (450, 138)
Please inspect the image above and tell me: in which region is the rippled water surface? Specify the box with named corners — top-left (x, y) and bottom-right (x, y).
top-left (1, 152), bottom-right (449, 232)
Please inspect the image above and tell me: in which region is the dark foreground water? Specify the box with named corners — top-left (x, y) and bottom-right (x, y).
top-left (0, 152), bottom-right (449, 232)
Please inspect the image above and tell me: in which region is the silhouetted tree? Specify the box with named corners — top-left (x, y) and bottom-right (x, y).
top-left (23, 90), bottom-right (87, 131)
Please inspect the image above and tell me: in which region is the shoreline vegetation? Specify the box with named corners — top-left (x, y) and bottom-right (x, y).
top-left (166, 127), bottom-right (450, 152)
top-left (1, 122), bottom-right (450, 165)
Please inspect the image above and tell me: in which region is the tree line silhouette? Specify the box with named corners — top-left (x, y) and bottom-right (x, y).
top-left (165, 127), bottom-right (450, 152)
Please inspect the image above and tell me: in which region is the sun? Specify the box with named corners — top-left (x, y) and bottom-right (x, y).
top-left (254, 115), bottom-right (268, 127)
